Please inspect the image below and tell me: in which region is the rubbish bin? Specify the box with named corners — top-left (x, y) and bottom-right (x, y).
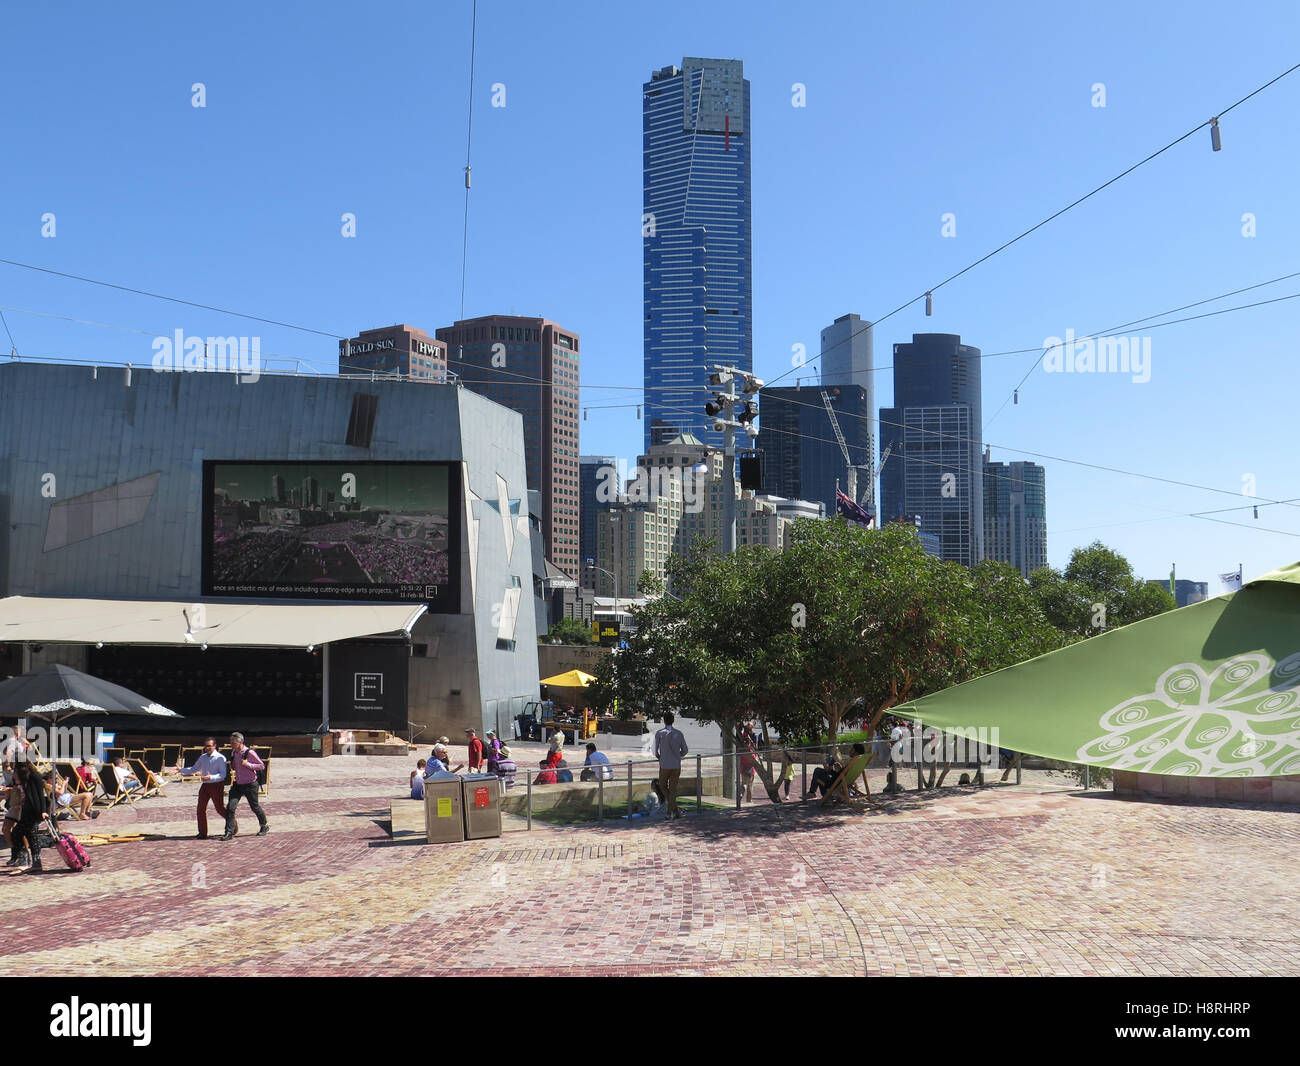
top-left (461, 773), bottom-right (502, 840)
top-left (424, 772), bottom-right (465, 844)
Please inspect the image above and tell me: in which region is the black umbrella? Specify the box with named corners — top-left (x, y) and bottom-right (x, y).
top-left (0, 664), bottom-right (180, 761)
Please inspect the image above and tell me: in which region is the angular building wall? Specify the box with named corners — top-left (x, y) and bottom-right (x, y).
top-left (0, 362), bottom-right (539, 737)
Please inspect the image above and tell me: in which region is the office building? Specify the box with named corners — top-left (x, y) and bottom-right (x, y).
top-left (339, 324), bottom-right (447, 381)
top-left (579, 455), bottom-right (615, 588)
top-left (643, 57), bottom-right (752, 451)
top-left (759, 383), bottom-right (872, 520)
top-left (594, 434), bottom-right (807, 597)
top-left (879, 333), bottom-right (984, 567)
top-left (983, 455), bottom-right (1047, 577)
top-left (436, 315), bottom-right (582, 580)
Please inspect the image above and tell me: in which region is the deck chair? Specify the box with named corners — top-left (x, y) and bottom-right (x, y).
top-left (56, 762), bottom-right (95, 796)
top-left (179, 747), bottom-right (204, 773)
top-left (128, 758), bottom-right (166, 800)
top-left (95, 764), bottom-right (136, 808)
top-left (143, 748), bottom-right (166, 775)
top-left (819, 753), bottom-right (873, 808)
top-left (251, 747), bottom-right (270, 795)
top-left (103, 747), bottom-right (125, 766)
top-left (162, 744), bottom-right (182, 768)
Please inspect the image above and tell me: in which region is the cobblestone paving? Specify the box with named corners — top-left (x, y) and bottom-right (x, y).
top-left (2, 754), bottom-right (1296, 976)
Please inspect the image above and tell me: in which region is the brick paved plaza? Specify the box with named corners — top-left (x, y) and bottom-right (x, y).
top-left (2, 751), bottom-right (1296, 977)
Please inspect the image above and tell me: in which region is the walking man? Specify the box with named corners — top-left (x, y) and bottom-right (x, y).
top-left (179, 737), bottom-right (235, 840)
top-left (653, 712), bottom-right (689, 820)
top-left (220, 733), bottom-right (268, 841)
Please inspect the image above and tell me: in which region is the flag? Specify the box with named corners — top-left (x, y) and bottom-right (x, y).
top-left (1219, 566), bottom-right (1243, 593)
top-left (836, 489), bottom-right (873, 528)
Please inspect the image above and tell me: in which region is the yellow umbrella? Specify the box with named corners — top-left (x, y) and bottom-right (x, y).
top-left (540, 669), bottom-right (596, 687)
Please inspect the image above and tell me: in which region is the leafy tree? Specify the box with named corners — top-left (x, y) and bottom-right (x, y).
top-left (1030, 541), bottom-right (1175, 638)
top-left (541, 617), bottom-right (593, 645)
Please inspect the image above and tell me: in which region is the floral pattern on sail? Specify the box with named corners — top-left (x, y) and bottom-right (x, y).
top-left (1075, 652), bottom-right (1300, 777)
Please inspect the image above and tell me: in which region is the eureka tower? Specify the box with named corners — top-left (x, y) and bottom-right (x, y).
top-left (642, 57), bottom-right (752, 451)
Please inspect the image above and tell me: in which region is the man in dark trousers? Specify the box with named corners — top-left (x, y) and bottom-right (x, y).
top-left (13, 762), bottom-right (46, 873)
top-left (220, 733), bottom-right (268, 841)
top-left (178, 737), bottom-right (235, 839)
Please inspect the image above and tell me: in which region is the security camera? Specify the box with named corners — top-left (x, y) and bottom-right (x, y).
top-left (713, 419), bottom-right (725, 431)
top-left (746, 424), bottom-right (759, 438)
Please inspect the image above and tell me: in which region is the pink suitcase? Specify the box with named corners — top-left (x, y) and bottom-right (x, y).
top-left (47, 818), bottom-right (90, 872)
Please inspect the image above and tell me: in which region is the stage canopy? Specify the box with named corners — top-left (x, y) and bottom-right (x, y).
top-left (0, 596), bottom-right (427, 650)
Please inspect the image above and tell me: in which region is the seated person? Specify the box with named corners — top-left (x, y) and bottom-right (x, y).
top-left (53, 774), bottom-right (98, 821)
top-left (422, 745), bottom-right (464, 779)
top-left (580, 743), bottom-right (614, 782)
top-left (803, 752), bottom-right (844, 799)
top-left (534, 749), bottom-right (562, 786)
top-left (114, 757), bottom-right (141, 793)
top-left (75, 759), bottom-right (97, 791)
top-left (410, 760), bottom-right (426, 799)
top-left (494, 745), bottom-right (518, 790)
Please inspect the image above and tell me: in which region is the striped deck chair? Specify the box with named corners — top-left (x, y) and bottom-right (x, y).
top-left (95, 764), bottom-right (136, 808)
top-left (128, 758), bottom-right (166, 800)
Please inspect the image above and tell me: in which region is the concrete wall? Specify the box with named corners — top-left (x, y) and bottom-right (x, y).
top-left (0, 362), bottom-right (539, 738)
top-left (1114, 770), bottom-right (1300, 806)
top-left (537, 643), bottom-right (613, 679)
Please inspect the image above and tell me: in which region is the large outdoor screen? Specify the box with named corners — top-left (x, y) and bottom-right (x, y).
top-left (202, 461), bottom-right (460, 611)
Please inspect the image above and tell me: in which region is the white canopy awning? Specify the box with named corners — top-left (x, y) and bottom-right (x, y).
top-left (0, 596), bottom-right (427, 649)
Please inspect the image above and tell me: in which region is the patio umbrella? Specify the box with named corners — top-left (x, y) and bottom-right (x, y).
top-left (539, 669), bottom-right (596, 688)
top-left (890, 562), bottom-right (1300, 778)
top-left (0, 664), bottom-right (180, 760)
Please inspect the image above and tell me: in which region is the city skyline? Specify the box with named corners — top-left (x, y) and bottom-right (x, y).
top-left (2, 2), bottom-right (1297, 586)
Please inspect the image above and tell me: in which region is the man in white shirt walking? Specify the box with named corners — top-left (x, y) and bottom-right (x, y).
top-left (178, 737), bottom-right (235, 840)
top-left (653, 713), bottom-right (689, 819)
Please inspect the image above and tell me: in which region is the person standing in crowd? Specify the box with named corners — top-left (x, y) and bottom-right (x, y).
top-left (12, 762), bottom-right (45, 873)
top-left (4, 771), bottom-right (25, 867)
top-left (220, 733), bottom-right (268, 841)
top-left (464, 729), bottom-right (485, 773)
top-left (179, 738), bottom-right (233, 840)
top-left (779, 749), bottom-right (797, 800)
top-left (483, 729), bottom-right (502, 764)
top-left (653, 712), bottom-right (689, 820)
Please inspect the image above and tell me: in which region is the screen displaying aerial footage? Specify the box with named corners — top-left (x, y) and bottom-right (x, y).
top-left (202, 461), bottom-right (460, 611)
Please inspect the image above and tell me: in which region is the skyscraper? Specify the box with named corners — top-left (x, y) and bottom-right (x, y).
top-left (758, 383), bottom-right (872, 520)
top-left (879, 333), bottom-right (984, 567)
top-left (435, 315), bottom-right (581, 579)
top-left (982, 455), bottom-right (1047, 577)
top-left (643, 57), bottom-right (752, 451)
top-left (579, 455), bottom-right (615, 587)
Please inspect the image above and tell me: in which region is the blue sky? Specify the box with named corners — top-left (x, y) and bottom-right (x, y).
top-left (2, 0), bottom-right (1298, 587)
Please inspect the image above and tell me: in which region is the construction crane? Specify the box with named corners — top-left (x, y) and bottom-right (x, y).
top-left (821, 389), bottom-right (873, 513)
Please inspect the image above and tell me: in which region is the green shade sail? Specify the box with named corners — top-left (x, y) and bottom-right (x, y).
top-left (893, 563), bottom-right (1300, 778)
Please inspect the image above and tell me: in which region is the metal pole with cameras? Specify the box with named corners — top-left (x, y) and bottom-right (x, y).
top-left (705, 365), bottom-right (762, 800)
top-left (706, 366), bottom-right (762, 557)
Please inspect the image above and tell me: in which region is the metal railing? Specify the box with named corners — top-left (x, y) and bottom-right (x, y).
top-left (487, 735), bottom-right (1027, 831)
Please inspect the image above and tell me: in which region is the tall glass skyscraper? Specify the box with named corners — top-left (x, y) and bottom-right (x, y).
top-left (879, 333), bottom-right (984, 567)
top-left (643, 57), bottom-right (752, 452)
top-left (983, 455), bottom-right (1047, 577)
